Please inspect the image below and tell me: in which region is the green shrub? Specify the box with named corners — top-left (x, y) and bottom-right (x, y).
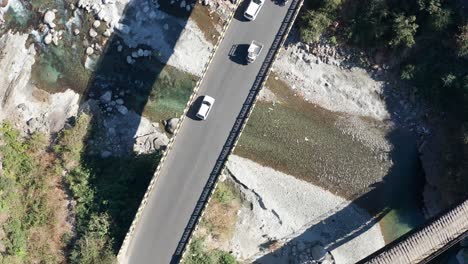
top-left (213, 182), bottom-right (234, 205)
top-left (300, 10), bottom-right (332, 43)
top-left (457, 24), bottom-right (468, 58)
top-left (401, 64), bottom-right (416, 80)
top-left (389, 14), bottom-right (419, 48)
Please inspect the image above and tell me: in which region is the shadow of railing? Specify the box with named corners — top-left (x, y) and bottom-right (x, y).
top-left (72, 0), bottom-right (196, 255)
top-left (170, 0), bottom-right (304, 262)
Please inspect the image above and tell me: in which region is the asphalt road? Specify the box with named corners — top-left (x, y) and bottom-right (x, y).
top-left (123, 1), bottom-right (294, 263)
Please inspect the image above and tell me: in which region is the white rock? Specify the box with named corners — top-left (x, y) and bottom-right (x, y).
top-left (101, 151), bottom-right (111, 158)
top-left (180, 0), bottom-right (186, 8)
top-left (43, 10), bottom-right (56, 28)
top-left (126, 55), bottom-right (133, 64)
top-left (52, 33), bottom-right (59, 46)
top-left (100, 91), bottom-right (112, 102)
top-left (89, 28), bottom-right (98, 38)
top-left (43, 33), bottom-right (53, 45)
top-left (93, 20), bottom-right (101, 28)
top-left (131, 51), bottom-right (138, 58)
top-left (117, 45), bottom-right (123, 52)
top-left (116, 105), bottom-right (128, 115)
top-left (116, 99), bottom-right (124, 105)
top-left (186, 5), bottom-right (191, 11)
top-left (103, 28), bottom-right (112, 37)
top-left (137, 49), bottom-right (144, 57)
top-left (86, 47), bottom-right (94, 55)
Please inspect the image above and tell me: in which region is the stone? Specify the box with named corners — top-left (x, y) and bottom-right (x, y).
top-left (52, 33), bottom-right (59, 46)
top-left (103, 28), bottom-right (112, 37)
top-left (43, 10), bottom-right (56, 28)
top-left (165, 118), bottom-right (179, 134)
top-left (117, 45), bottom-right (123, 52)
top-left (116, 99), bottom-right (124, 105)
top-left (89, 28), bottom-right (98, 38)
top-left (43, 33), bottom-right (53, 45)
top-left (116, 105), bottom-right (128, 115)
top-left (311, 245), bottom-right (326, 262)
top-left (186, 4), bottom-right (191, 11)
top-left (101, 150), bottom-right (112, 158)
top-left (86, 47), bottom-right (94, 55)
top-left (93, 20), bottom-right (101, 28)
top-left (126, 56), bottom-right (133, 64)
top-left (17, 103), bottom-right (28, 111)
top-left (137, 49), bottom-right (144, 57)
top-left (163, 23), bottom-right (169, 30)
top-left (100, 91), bottom-right (112, 102)
top-left (38, 23), bottom-right (48, 33)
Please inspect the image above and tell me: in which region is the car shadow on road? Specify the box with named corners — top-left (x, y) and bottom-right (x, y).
top-left (234, 0), bottom-right (251, 22)
top-left (186, 96), bottom-right (205, 120)
top-left (229, 44), bottom-right (249, 65)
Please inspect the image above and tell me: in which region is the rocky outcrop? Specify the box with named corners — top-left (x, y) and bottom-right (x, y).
top-left (0, 32), bottom-right (79, 135)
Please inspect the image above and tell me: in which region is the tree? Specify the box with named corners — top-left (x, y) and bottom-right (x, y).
top-left (457, 24), bottom-right (468, 58)
top-left (418, 0), bottom-right (442, 14)
top-left (300, 10), bottom-right (332, 43)
top-left (401, 64), bottom-right (416, 80)
top-left (429, 8), bottom-right (452, 31)
top-left (318, 0), bottom-right (342, 13)
top-left (389, 14), bottom-right (419, 48)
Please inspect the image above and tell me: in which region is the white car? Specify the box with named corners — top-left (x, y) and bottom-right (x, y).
top-left (196, 95), bottom-right (215, 120)
top-left (244, 0), bottom-right (265, 21)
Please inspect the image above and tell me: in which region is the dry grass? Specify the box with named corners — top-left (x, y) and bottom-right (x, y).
top-left (198, 180), bottom-right (241, 250)
top-left (190, 3), bottom-right (223, 45)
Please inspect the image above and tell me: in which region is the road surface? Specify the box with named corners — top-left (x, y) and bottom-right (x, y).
top-left (123, 0), bottom-right (295, 263)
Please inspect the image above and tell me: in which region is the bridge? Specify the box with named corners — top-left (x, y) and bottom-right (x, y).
top-left (358, 199), bottom-right (468, 264)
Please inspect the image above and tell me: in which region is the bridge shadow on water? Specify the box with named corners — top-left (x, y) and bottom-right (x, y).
top-left (69, 0), bottom-right (196, 256)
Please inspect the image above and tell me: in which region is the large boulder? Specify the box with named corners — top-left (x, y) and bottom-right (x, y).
top-left (165, 118), bottom-right (179, 134)
top-left (43, 10), bottom-right (56, 28)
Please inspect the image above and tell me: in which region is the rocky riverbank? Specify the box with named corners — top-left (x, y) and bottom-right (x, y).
top-left (224, 155), bottom-right (385, 264)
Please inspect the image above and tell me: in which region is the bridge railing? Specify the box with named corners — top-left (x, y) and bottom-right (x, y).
top-left (357, 199), bottom-right (468, 264)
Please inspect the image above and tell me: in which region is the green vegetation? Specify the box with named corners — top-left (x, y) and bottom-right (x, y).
top-left (0, 123), bottom-right (68, 263)
top-left (299, 0), bottom-right (468, 203)
top-left (184, 237), bottom-right (236, 264)
top-left (53, 114), bottom-right (162, 263)
top-left (183, 181), bottom-right (240, 264)
top-left (212, 181), bottom-right (236, 205)
top-left (299, 0), bottom-right (467, 115)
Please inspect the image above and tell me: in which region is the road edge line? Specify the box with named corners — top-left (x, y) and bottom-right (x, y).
top-left (117, 2), bottom-right (241, 263)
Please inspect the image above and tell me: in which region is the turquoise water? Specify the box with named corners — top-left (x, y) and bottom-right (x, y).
top-left (375, 128), bottom-right (426, 243)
